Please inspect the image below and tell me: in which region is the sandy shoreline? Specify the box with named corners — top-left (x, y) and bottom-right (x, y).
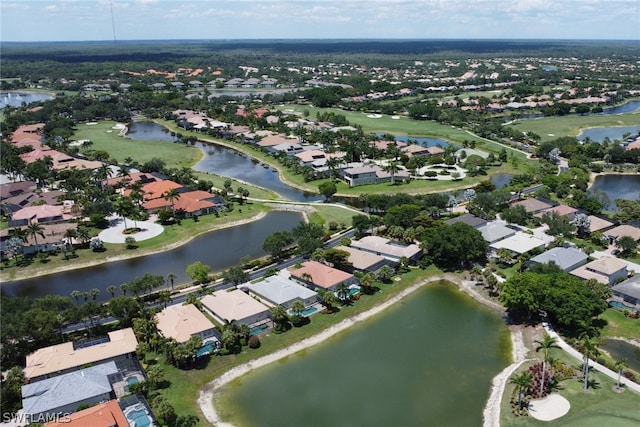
top-left (197, 274), bottom-right (525, 427)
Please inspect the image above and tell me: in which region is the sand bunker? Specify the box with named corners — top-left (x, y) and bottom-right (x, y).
top-left (528, 393), bottom-right (570, 421)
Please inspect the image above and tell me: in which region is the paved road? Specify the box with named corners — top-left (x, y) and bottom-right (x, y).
top-left (542, 320), bottom-right (640, 393)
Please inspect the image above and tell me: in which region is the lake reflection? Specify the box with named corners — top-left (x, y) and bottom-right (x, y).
top-left (578, 125), bottom-right (640, 143)
top-left (590, 174), bottom-right (640, 210)
top-left (1, 211), bottom-right (303, 301)
top-left (0, 92), bottom-right (53, 109)
top-left (216, 283), bottom-right (510, 427)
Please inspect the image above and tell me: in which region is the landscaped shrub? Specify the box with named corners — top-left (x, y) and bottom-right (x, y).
top-left (248, 335), bottom-right (261, 349)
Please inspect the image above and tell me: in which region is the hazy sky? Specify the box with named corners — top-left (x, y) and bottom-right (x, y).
top-left (2, 0), bottom-right (639, 42)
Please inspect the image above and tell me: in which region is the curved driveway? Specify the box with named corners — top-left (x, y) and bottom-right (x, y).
top-left (98, 215), bottom-right (164, 244)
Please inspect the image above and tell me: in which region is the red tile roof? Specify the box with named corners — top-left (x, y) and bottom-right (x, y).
top-left (44, 400), bottom-right (129, 427)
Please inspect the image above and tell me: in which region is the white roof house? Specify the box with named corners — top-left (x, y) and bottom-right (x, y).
top-left (201, 290), bottom-right (270, 326)
top-left (490, 233), bottom-right (546, 255)
top-left (477, 222), bottom-right (517, 244)
top-left (155, 303), bottom-right (217, 344)
top-left (529, 247), bottom-right (589, 272)
top-left (22, 362), bottom-right (118, 422)
top-left (243, 275), bottom-right (319, 309)
top-left (351, 236), bottom-right (422, 263)
top-left (24, 328), bottom-right (138, 382)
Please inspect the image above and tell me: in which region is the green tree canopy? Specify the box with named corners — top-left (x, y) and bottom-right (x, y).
top-left (421, 222), bottom-right (487, 268)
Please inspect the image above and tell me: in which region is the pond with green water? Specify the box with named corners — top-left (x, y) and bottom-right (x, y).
top-left (215, 282), bottom-right (511, 427)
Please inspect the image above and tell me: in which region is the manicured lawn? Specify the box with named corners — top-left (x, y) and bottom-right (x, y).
top-left (309, 204), bottom-right (361, 228)
top-left (0, 203), bottom-right (269, 282)
top-left (507, 111), bottom-right (640, 142)
top-left (501, 348), bottom-right (640, 427)
top-left (599, 309), bottom-right (640, 341)
top-left (156, 266), bottom-right (444, 426)
top-left (72, 120), bottom-right (202, 169)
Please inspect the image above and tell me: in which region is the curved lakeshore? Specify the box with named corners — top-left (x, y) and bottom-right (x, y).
top-left (198, 273), bottom-right (525, 427)
top-left (0, 211), bottom-right (268, 283)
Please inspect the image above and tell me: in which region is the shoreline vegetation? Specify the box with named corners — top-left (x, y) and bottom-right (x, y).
top-left (197, 273), bottom-right (525, 427)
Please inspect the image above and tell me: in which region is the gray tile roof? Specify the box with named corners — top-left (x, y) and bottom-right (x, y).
top-left (21, 361), bottom-right (117, 416)
top-left (244, 275), bottom-right (318, 306)
top-left (612, 275), bottom-right (640, 301)
top-left (530, 247), bottom-right (588, 271)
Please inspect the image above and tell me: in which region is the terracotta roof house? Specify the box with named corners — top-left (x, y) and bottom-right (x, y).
top-left (0, 181), bottom-right (38, 198)
top-left (103, 171), bottom-right (159, 189)
top-left (334, 245), bottom-right (388, 273)
top-left (490, 233), bottom-right (546, 255)
top-left (426, 146), bottom-right (446, 156)
top-left (9, 204), bottom-right (65, 227)
top-left (243, 275), bottom-right (319, 309)
top-left (512, 198), bottom-right (555, 214)
top-left (257, 134), bottom-right (300, 148)
top-left (295, 149), bottom-right (327, 165)
top-left (22, 362), bottom-right (118, 423)
top-left (535, 205), bottom-right (579, 221)
top-left (605, 224), bottom-right (640, 242)
top-left (138, 180), bottom-right (183, 201)
top-left (445, 213), bottom-right (488, 228)
top-left (143, 190), bottom-right (224, 217)
top-left (350, 236), bottom-right (422, 263)
top-left (44, 399), bottom-right (129, 427)
top-left (201, 290), bottom-right (270, 326)
top-left (1, 222), bottom-right (75, 258)
top-left (571, 256), bottom-right (629, 285)
top-left (402, 144), bottom-right (431, 157)
top-left (269, 142), bottom-right (304, 156)
top-left (528, 247), bottom-right (589, 272)
top-left (24, 328), bottom-right (138, 382)
top-left (611, 275), bottom-right (640, 309)
top-left (290, 260), bottom-right (359, 292)
top-left (154, 303), bottom-right (217, 344)
top-left (369, 140), bottom-right (407, 151)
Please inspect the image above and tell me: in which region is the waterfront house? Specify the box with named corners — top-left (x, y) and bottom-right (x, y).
top-left (22, 362), bottom-right (118, 423)
top-left (489, 233), bottom-right (546, 256)
top-left (43, 399), bottom-right (129, 427)
top-left (611, 275), bottom-right (640, 309)
top-left (154, 303), bottom-right (217, 344)
top-left (350, 236), bottom-right (422, 264)
top-left (528, 246), bottom-right (589, 272)
top-left (290, 260), bottom-right (359, 292)
top-left (243, 275), bottom-right (319, 309)
top-left (334, 245), bottom-right (389, 273)
top-left (570, 256), bottom-right (629, 285)
top-left (535, 204), bottom-right (578, 221)
top-left (24, 328), bottom-right (138, 383)
top-left (511, 197), bottom-right (555, 214)
top-left (445, 213), bottom-right (488, 228)
top-left (201, 290), bottom-right (271, 326)
top-left (605, 224), bottom-right (640, 244)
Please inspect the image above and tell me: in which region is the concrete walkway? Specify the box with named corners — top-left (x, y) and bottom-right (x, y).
top-left (542, 320), bottom-right (640, 393)
top-left (98, 215), bottom-right (164, 244)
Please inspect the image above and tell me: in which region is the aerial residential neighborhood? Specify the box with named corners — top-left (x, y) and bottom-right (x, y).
top-left (1, 6), bottom-right (640, 426)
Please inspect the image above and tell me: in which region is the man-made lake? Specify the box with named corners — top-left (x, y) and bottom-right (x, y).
top-left (1, 211), bottom-right (303, 301)
top-left (601, 339), bottom-right (640, 373)
top-left (602, 100), bottom-right (640, 115)
top-left (577, 125), bottom-right (640, 143)
top-left (376, 133), bottom-right (451, 148)
top-left (589, 175), bottom-right (640, 210)
top-left (128, 121), bottom-right (321, 201)
top-left (215, 282), bottom-right (510, 427)
top-left (491, 173), bottom-right (512, 189)
top-left (0, 91), bottom-right (53, 109)
top-left (127, 120), bottom-right (179, 142)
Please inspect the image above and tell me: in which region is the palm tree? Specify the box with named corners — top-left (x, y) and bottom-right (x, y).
top-left (320, 291), bottom-right (339, 312)
top-left (534, 332), bottom-right (560, 395)
top-left (164, 188), bottom-right (181, 217)
top-left (290, 300), bottom-right (306, 318)
top-left (383, 160), bottom-right (401, 185)
top-left (270, 305), bottom-right (289, 331)
top-left (90, 288), bottom-right (100, 301)
top-left (158, 290), bottom-right (172, 308)
top-left (120, 283), bottom-right (129, 296)
top-left (167, 273), bottom-right (176, 290)
top-left (576, 335), bottom-right (601, 391)
top-left (378, 265), bottom-right (394, 283)
top-left (359, 272), bottom-right (376, 294)
top-left (510, 371), bottom-right (533, 411)
top-left (336, 283), bottom-right (351, 302)
top-left (71, 290), bottom-right (82, 304)
top-left (614, 358), bottom-right (628, 390)
top-left (106, 285), bottom-right (117, 299)
top-left (76, 226), bottom-right (91, 248)
top-left (25, 221), bottom-right (45, 252)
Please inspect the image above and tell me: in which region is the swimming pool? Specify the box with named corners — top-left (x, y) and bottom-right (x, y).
top-left (609, 301), bottom-right (637, 312)
top-left (124, 406), bottom-right (151, 427)
top-left (301, 306), bottom-right (317, 316)
top-left (197, 342), bottom-right (217, 357)
top-left (124, 376), bottom-right (139, 392)
top-left (250, 324), bottom-right (269, 335)
top-left (348, 287), bottom-right (361, 296)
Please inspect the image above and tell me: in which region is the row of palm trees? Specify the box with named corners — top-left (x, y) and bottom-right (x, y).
top-left (511, 331), bottom-right (629, 413)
